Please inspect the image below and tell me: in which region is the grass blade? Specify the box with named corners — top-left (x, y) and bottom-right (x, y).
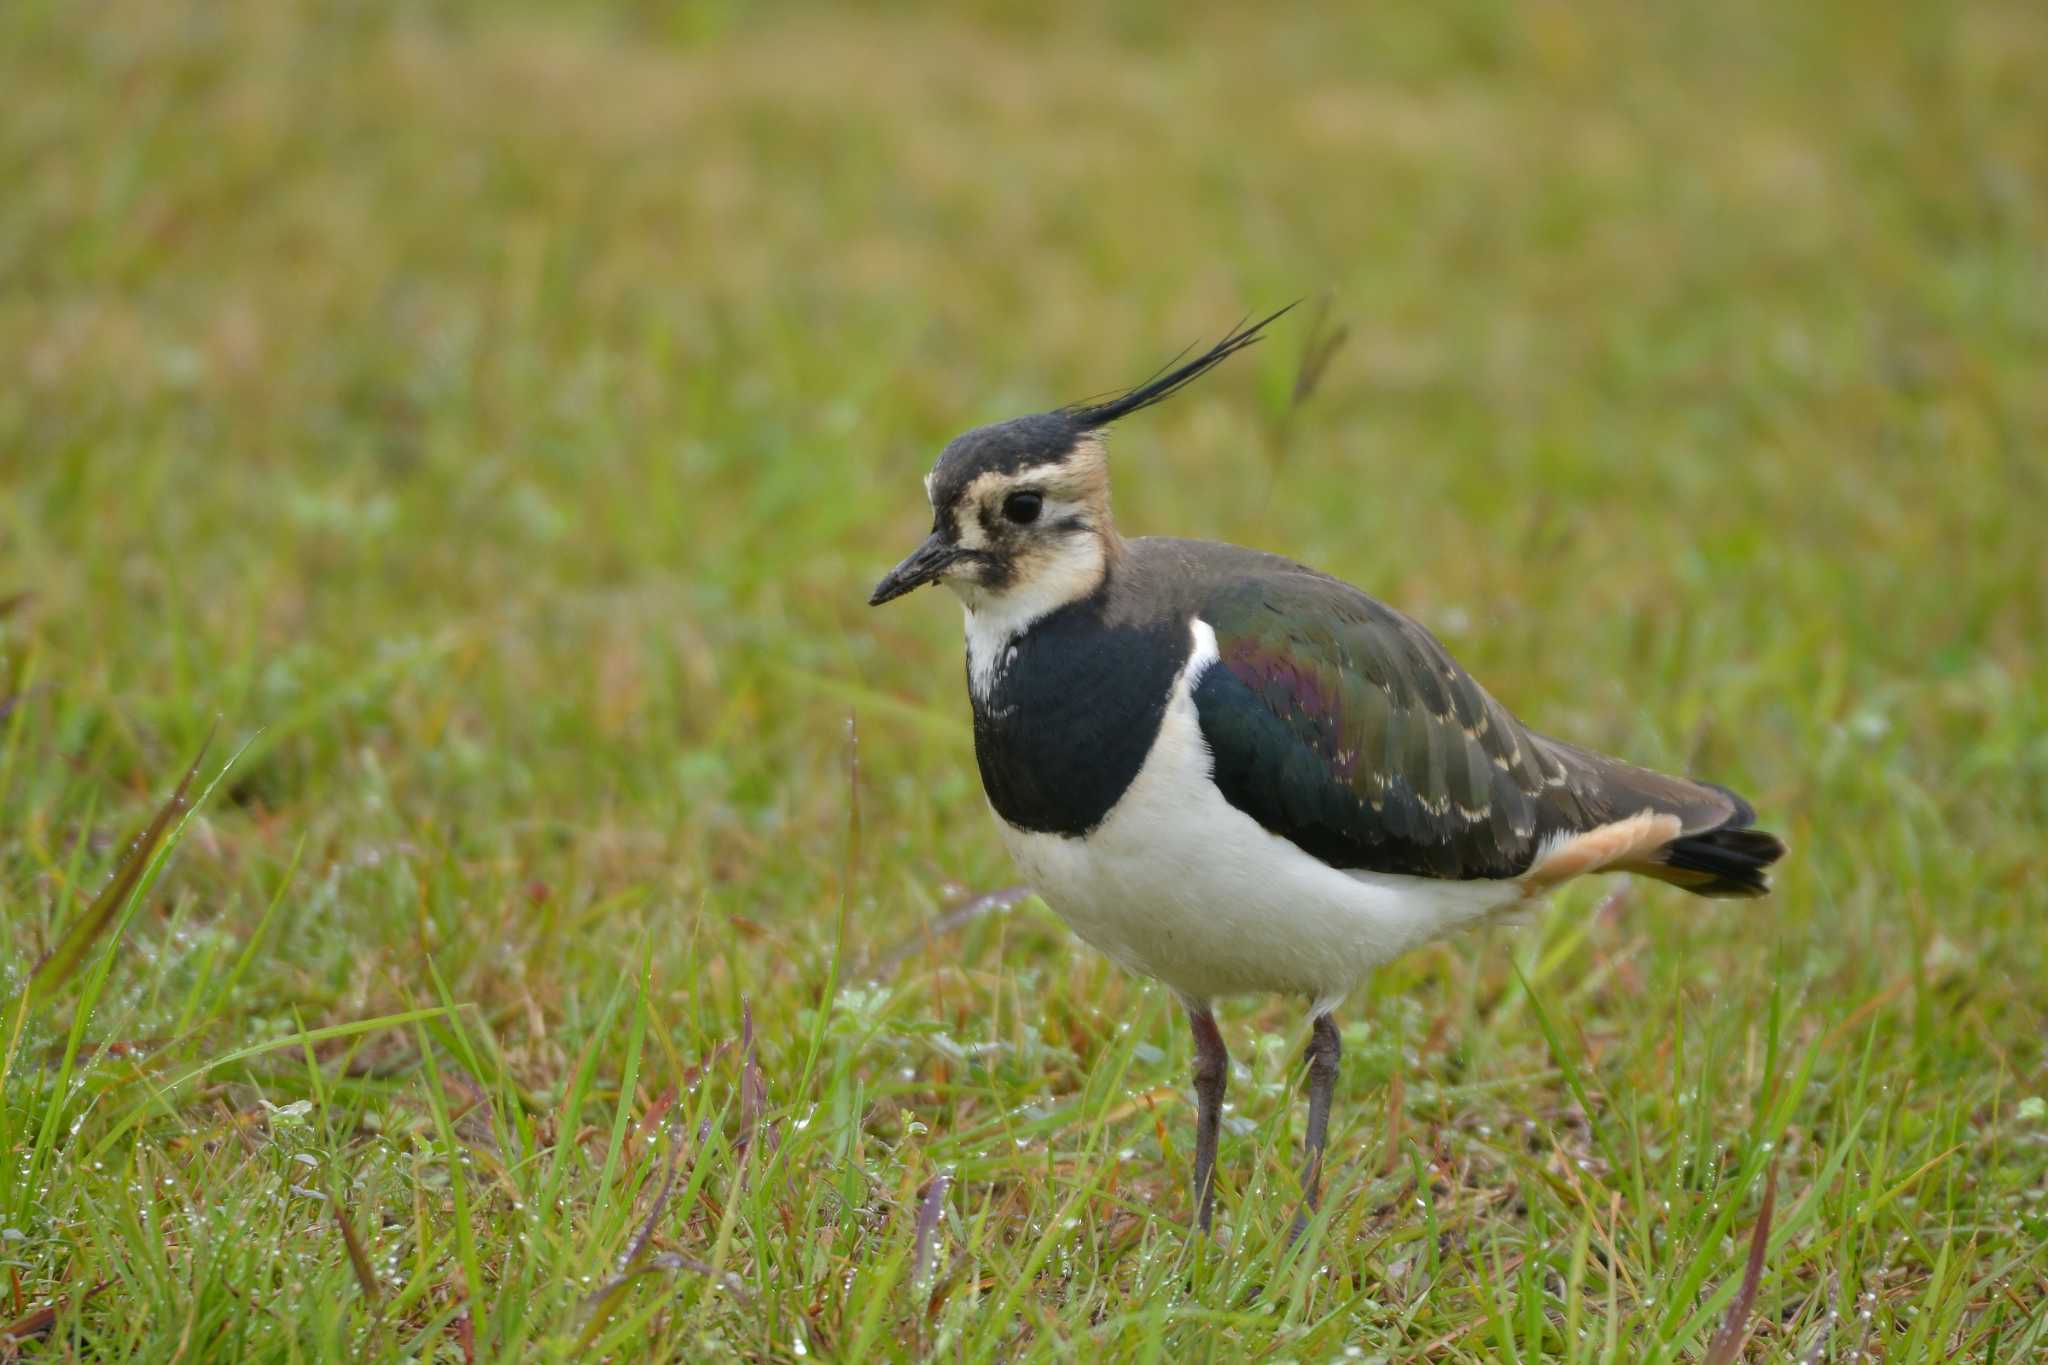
top-left (10, 725), bottom-right (213, 1014)
top-left (911, 1171), bottom-right (950, 1291)
top-left (577, 1124), bottom-right (685, 1350)
top-left (1702, 1161), bottom-right (1777, 1365)
top-left (334, 1196), bottom-right (384, 1306)
top-left (0, 1280), bottom-right (110, 1351)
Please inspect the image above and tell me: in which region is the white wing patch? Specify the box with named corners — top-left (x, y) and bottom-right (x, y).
top-left (1187, 617), bottom-right (1221, 686)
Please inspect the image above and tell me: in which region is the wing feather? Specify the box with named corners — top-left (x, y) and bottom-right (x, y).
top-left (1189, 569), bottom-right (1750, 882)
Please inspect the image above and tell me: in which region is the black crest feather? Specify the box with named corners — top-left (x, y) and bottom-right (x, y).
top-left (1064, 302), bottom-right (1298, 431)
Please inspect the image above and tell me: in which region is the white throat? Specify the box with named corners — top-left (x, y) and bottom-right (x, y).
top-left (953, 535), bottom-right (1107, 702)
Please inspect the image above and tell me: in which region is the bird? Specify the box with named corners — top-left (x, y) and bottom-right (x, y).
top-left (867, 307), bottom-right (1785, 1236)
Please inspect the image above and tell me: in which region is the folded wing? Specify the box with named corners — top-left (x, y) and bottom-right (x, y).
top-left (1190, 571), bottom-right (1778, 894)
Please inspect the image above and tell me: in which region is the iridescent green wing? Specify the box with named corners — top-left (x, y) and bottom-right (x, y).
top-left (1190, 571), bottom-right (1740, 881)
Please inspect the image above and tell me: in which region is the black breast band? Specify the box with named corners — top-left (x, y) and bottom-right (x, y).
top-left (969, 596), bottom-right (1190, 837)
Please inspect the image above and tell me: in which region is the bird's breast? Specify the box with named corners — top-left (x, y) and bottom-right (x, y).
top-left (965, 601), bottom-right (1191, 837)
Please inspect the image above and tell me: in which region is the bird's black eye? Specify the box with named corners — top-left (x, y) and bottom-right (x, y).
top-left (1002, 490), bottom-right (1043, 525)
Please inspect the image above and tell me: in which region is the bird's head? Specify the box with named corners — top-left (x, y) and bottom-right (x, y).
top-left (868, 306), bottom-right (1291, 619)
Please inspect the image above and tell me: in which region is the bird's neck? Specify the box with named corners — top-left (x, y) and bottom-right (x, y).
top-left (957, 526), bottom-right (1122, 702)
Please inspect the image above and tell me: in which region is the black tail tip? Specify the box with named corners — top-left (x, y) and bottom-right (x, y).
top-left (1656, 825), bottom-right (1787, 899)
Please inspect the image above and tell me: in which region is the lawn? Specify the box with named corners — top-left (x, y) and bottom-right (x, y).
top-left (3, 0), bottom-right (2045, 1358)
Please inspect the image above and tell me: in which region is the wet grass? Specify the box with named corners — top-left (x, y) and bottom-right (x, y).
top-left (3, 0), bottom-right (2046, 1358)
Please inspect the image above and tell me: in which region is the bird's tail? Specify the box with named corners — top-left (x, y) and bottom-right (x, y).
top-left (1515, 738), bottom-right (1788, 899)
top-left (1622, 785), bottom-right (1786, 898)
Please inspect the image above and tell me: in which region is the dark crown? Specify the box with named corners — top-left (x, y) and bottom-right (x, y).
top-left (926, 304), bottom-right (1296, 508)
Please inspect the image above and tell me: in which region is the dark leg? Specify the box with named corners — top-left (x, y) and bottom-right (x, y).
top-left (1290, 1012), bottom-right (1342, 1241)
top-left (1187, 1005), bottom-right (1228, 1232)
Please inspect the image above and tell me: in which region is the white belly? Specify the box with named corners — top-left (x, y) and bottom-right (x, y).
top-left (996, 620), bottom-right (1526, 1010)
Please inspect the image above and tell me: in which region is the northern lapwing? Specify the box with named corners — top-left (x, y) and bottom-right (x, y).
top-left (868, 308), bottom-right (1786, 1234)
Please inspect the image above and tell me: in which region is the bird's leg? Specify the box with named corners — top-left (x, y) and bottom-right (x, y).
top-left (1187, 1005), bottom-right (1228, 1233)
top-left (1290, 1012), bottom-right (1342, 1241)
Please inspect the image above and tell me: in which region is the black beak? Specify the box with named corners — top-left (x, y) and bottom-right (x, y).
top-left (868, 532), bottom-right (964, 606)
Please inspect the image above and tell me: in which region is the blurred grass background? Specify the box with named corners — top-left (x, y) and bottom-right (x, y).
top-left (2, 0), bottom-right (2045, 1358)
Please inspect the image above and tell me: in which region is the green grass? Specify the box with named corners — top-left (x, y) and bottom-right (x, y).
top-left (4, 0), bottom-right (2046, 1357)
